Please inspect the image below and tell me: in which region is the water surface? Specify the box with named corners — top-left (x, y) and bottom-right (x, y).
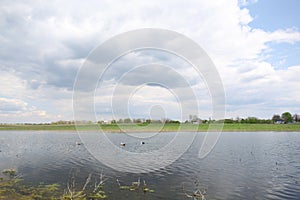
top-left (0, 131), bottom-right (299, 199)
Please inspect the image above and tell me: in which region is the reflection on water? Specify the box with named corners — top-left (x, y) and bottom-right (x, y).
top-left (0, 131), bottom-right (299, 199)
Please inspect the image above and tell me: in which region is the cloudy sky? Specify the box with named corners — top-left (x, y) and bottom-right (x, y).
top-left (0, 0), bottom-right (300, 123)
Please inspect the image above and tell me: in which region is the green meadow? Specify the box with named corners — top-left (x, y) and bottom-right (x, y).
top-left (1, 123), bottom-right (300, 132)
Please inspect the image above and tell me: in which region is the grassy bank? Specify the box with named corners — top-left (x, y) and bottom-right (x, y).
top-left (1, 123), bottom-right (300, 132)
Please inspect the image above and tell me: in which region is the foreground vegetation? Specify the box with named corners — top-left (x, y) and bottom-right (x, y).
top-left (0, 168), bottom-right (107, 200)
top-left (0, 123), bottom-right (300, 132)
top-left (0, 168), bottom-right (62, 200)
top-left (0, 168), bottom-right (157, 200)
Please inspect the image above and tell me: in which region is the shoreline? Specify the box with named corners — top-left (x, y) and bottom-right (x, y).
top-left (1, 124), bottom-right (300, 132)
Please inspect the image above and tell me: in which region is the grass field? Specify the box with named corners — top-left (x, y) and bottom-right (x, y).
top-left (1, 123), bottom-right (300, 132)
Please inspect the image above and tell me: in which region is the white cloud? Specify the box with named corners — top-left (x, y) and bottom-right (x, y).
top-left (0, 98), bottom-right (29, 113)
top-left (0, 97), bottom-right (60, 123)
top-left (0, 70), bottom-right (27, 98)
top-left (238, 0), bottom-right (258, 7)
top-left (0, 0), bottom-right (299, 122)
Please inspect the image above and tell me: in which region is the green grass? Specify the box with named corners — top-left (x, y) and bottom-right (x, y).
top-left (0, 124), bottom-right (78, 131)
top-left (219, 123), bottom-right (300, 132)
top-left (0, 123), bottom-right (300, 132)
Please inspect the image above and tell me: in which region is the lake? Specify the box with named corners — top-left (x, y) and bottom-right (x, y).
top-left (0, 131), bottom-right (299, 199)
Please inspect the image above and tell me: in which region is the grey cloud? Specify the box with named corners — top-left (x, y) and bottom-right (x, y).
top-left (0, 98), bottom-right (27, 113)
top-left (116, 64), bottom-right (190, 88)
top-left (74, 48), bottom-right (198, 92)
top-left (98, 50), bottom-right (195, 83)
top-left (1, 2), bottom-right (203, 94)
top-left (42, 57), bottom-right (78, 89)
top-left (0, 1), bottom-right (100, 91)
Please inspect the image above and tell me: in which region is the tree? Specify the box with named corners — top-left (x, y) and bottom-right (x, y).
top-left (281, 112), bottom-right (293, 123)
top-left (272, 114), bottom-right (281, 122)
top-left (247, 117), bottom-right (259, 124)
top-left (293, 114), bottom-right (300, 122)
top-left (124, 118), bottom-right (132, 123)
top-left (133, 118), bottom-right (142, 123)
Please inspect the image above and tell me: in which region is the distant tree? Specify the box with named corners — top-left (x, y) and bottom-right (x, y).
top-left (133, 118), bottom-right (142, 123)
top-left (124, 118), bottom-right (132, 123)
top-left (263, 119), bottom-right (272, 124)
top-left (293, 114), bottom-right (300, 122)
top-left (272, 114), bottom-right (281, 122)
top-left (168, 120), bottom-right (180, 124)
top-left (281, 112), bottom-right (293, 123)
top-left (224, 118), bottom-right (234, 123)
top-left (247, 117), bottom-right (259, 124)
top-left (189, 115), bottom-right (193, 122)
top-left (193, 115), bottom-right (198, 121)
top-left (152, 119), bottom-right (162, 123)
top-left (238, 117), bottom-right (272, 124)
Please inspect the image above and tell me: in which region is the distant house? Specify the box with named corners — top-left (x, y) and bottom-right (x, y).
top-left (192, 119), bottom-right (203, 124)
top-left (274, 119), bottom-right (284, 124)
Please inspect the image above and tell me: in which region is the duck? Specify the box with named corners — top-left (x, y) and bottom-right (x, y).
top-left (120, 142), bottom-right (126, 147)
top-left (76, 141), bottom-right (82, 145)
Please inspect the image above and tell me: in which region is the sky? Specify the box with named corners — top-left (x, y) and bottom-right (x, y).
top-left (0, 0), bottom-right (299, 123)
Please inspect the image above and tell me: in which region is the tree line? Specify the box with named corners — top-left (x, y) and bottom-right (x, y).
top-left (30, 112), bottom-right (300, 125)
top-left (221, 112), bottom-right (299, 124)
